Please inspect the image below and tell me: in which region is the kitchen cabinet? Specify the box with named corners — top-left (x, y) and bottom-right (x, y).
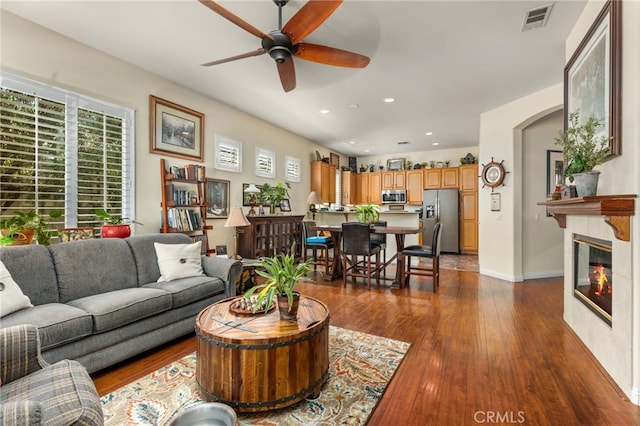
top-left (356, 172), bottom-right (381, 204)
top-left (442, 167), bottom-right (459, 188)
top-left (381, 171), bottom-right (406, 190)
top-left (311, 161), bottom-right (336, 203)
top-left (341, 171), bottom-right (357, 205)
top-left (355, 173), bottom-right (369, 204)
top-left (423, 169), bottom-right (442, 189)
top-left (458, 164), bottom-right (478, 254)
top-left (406, 170), bottom-right (424, 205)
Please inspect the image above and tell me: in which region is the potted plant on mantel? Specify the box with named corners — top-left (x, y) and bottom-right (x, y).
top-left (554, 111), bottom-right (609, 197)
top-left (259, 182), bottom-right (291, 215)
top-left (95, 209), bottom-right (142, 238)
top-left (0, 210), bottom-right (63, 246)
top-left (243, 245), bottom-right (314, 320)
top-left (354, 203), bottom-right (381, 224)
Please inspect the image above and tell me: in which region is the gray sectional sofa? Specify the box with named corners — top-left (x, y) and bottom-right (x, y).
top-left (0, 233), bottom-right (242, 374)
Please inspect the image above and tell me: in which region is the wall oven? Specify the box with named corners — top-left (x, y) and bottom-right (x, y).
top-left (381, 190), bottom-right (406, 204)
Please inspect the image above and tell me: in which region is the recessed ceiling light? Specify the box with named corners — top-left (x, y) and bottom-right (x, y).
top-left (364, 149), bottom-right (370, 153)
top-left (432, 142), bottom-right (440, 146)
top-left (383, 97), bottom-right (396, 103)
top-left (349, 104), bottom-right (359, 109)
top-left (349, 141), bottom-right (356, 144)
top-left (320, 109), bottom-right (330, 114)
top-left (425, 132), bottom-right (433, 136)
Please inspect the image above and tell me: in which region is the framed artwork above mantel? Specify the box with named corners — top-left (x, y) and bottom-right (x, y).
top-left (564, 0), bottom-right (621, 161)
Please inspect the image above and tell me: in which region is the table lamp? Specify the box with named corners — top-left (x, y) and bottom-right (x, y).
top-left (244, 183), bottom-right (261, 216)
top-left (224, 207), bottom-right (250, 259)
top-left (306, 191), bottom-right (323, 221)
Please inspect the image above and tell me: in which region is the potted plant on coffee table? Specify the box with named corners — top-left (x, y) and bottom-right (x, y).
top-left (95, 209), bottom-right (142, 238)
top-left (554, 111), bottom-right (609, 197)
top-left (354, 203), bottom-right (381, 224)
top-left (0, 210), bottom-right (63, 246)
top-left (243, 245), bottom-right (314, 320)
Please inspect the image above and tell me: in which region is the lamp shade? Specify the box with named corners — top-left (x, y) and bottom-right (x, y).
top-left (244, 183), bottom-right (261, 194)
top-left (306, 191), bottom-right (323, 205)
top-left (224, 207), bottom-right (250, 227)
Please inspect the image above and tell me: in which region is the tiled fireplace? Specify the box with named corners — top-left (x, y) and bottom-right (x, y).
top-left (543, 195), bottom-right (636, 401)
top-left (564, 216), bottom-right (633, 399)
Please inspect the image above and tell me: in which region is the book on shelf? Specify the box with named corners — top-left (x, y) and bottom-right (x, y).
top-left (161, 208), bottom-right (203, 232)
top-left (168, 164), bottom-right (206, 182)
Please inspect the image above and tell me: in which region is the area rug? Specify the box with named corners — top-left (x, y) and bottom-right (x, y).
top-left (101, 326), bottom-right (410, 425)
top-left (440, 254), bottom-right (479, 272)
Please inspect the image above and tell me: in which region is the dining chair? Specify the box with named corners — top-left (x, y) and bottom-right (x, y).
top-left (402, 222), bottom-right (443, 292)
top-left (341, 222), bottom-right (381, 289)
top-left (302, 220), bottom-right (334, 275)
top-left (370, 220), bottom-right (387, 277)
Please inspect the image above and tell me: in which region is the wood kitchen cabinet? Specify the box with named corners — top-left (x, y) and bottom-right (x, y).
top-left (381, 171), bottom-right (405, 190)
top-left (341, 171), bottom-right (357, 205)
top-left (355, 173), bottom-right (369, 204)
top-left (356, 172), bottom-right (381, 204)
top-left (311, 161), bottom-right (336, 204)
top-left (442, 167), bottom-right (459, 188)
top-left (423, 169), bottom-right (442, 189)
top-left (458, 164), bottom-right (478, 254)
top-left (406, 170), bottom-right (424, 205)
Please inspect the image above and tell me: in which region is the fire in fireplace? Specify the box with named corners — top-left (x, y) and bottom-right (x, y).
top-left (573, 235), bottom-right (612, 326)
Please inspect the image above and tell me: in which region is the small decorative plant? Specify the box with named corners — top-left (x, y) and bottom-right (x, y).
top-left (95, 209), bottom-right (142, 225)
top-left (554, 111), bottom-right (609, 182)
top-left (0, 210), bottom-right (63, 246)
top-left (244, 245), bottom-right (313, 316)
top-left (354, 203), bottom-right (381, 224)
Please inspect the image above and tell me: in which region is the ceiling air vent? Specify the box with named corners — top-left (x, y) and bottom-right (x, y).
top-left (397, 141), bottom-right (410, 145)
top-left (522, 3), bottom-right (554, 32)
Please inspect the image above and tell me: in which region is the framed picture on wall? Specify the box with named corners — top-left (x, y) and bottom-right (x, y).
top-left (205, 178), bottom-right (230, 219)
top-left (547, 150), bottom-right (564, 196)
top-left (149, 95), bottom-right (204, 162)
top-left (564, 0), bottom-right (621, 160)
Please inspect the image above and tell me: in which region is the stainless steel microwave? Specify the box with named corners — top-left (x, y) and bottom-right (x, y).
top-left (381, 190), bottom-right (406, 204)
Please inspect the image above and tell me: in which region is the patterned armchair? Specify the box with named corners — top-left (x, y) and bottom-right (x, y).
top-left (0, 324), bottom-right (104, 425)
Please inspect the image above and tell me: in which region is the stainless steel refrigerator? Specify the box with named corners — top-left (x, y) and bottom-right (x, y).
top-left (422, 189), bottom-right (459, 253)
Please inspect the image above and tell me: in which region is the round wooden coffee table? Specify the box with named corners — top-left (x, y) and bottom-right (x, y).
top-left (195, 296), bottom-right (330, 412)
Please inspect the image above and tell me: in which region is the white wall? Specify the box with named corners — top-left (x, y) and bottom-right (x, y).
top-left (0, 11), bottom-right (330, 252)
top-left (478, 84), bottom-right (562, 281)
top-left (522, 110), bottom-right (564, 278)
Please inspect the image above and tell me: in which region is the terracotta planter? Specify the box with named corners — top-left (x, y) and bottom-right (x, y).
top-left (2, 228), bottom-right (35, 245)
top-left (100, 224), bottom-right (131, 238)
top-left (277, 292), bottom-right (300, 321)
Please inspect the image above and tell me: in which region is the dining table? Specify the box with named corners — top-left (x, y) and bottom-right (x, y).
top-left (310, 224), bottom-right (421, 289)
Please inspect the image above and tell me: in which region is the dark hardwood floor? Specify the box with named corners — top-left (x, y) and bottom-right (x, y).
top-left (93, 263), bottom-right (640, 425)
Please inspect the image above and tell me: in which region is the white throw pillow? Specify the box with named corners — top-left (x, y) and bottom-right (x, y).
top-left (154, 241), bottom-right (205, 282)
top-left (0, 260), bottom-right (33, 317)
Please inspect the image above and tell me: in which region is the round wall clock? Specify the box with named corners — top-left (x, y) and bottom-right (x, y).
top-left (480, 158), bottom-right (508, 189)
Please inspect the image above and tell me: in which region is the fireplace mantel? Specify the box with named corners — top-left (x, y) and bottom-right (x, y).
top-left (538, 195), bottom-right (636, 241)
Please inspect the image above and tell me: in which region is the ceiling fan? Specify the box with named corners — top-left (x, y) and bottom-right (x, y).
top-left (198, 0), bottom-right (370, 92)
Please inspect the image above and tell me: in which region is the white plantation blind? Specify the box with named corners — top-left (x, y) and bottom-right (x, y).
top-left (285, 155), bottom-right (301, 183)
top-left (1, 72), bottom-right (134, 233)
top-left (214, 134), bottom-right (242, 173)
top-left (255, 147), bottom-right (275, 178)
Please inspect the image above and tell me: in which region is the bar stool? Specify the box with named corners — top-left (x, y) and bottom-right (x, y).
top-left (402, 222), bottom-right (443, 292)
top-left (302, 220), bottom-right (333, 275)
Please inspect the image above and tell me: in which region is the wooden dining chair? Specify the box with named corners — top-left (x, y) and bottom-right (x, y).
top-left (341, 222), bottom-right (381, 289)
top-left (302, 220), bottom-right (333, 275)
top-left (370, 220), bottom-right (387, 277)
top-left (402, 222), bottom-right (443, 292)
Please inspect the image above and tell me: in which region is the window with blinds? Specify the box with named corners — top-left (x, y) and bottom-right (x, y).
top-left (214, 134), bottom-right (242, 173)
top-left (255, 147), bottom-right (275, 178)
top-left (285, 155), bottom-right (301, 183)
top-left (1, 73), bottom-right (134, 237)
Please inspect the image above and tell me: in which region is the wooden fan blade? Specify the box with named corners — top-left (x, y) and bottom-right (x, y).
top-left (282, 0), bottom-right (343, 44)
top-left (277, 58), bottom-right (296, 92)
top-left (201, 48), bottom-right (265, 66)
top-left (294, 43), bottom-right (370, 68)
top-left (198, 0), bottom-right (273, 40)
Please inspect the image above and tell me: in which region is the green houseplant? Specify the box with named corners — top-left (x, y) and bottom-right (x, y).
top-left (554, 111), bottom-right (609, 196)
top-left (95, 208), bottom-right (142, 238)
top-left (354, 203), bottom-right (381, 224)
top-left (259, 182), bottom-right (291, 214)
top-left (0, 210), bottom-right (63, 246)
top-left (244, 246), bottom-right (313, 320)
